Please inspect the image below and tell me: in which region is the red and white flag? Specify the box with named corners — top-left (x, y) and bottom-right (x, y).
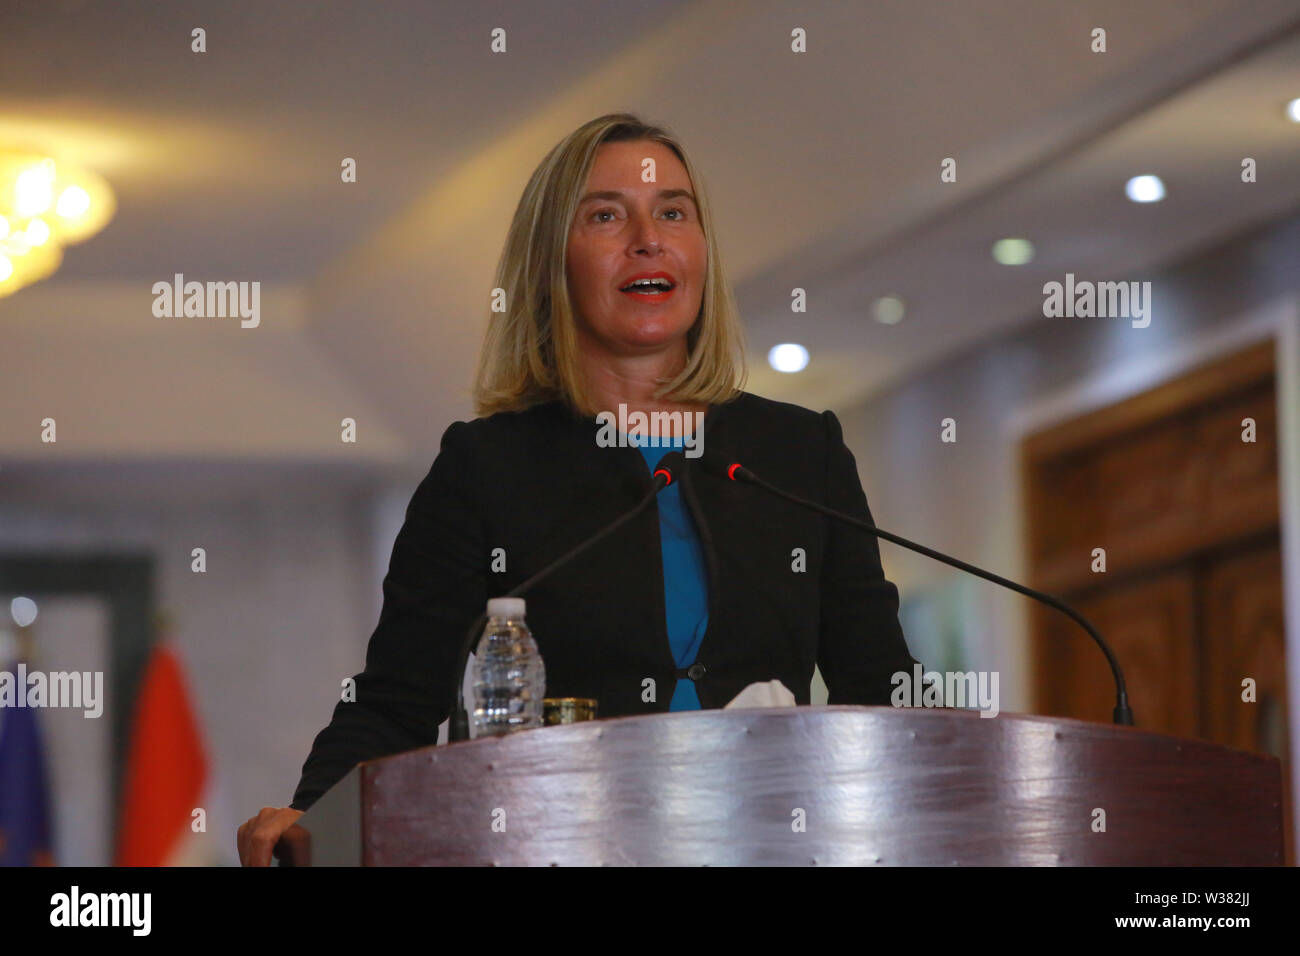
top-left (115, 640), bottom-right (225, 865)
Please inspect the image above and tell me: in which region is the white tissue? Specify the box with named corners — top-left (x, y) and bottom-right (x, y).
top-left (723, 679), bottom-right (797, 709)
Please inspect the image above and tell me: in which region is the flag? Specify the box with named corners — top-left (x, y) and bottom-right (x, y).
top-left (0, 662), bottom-right (55, 866)
top-left (115, 640), bottom-right (213, 865)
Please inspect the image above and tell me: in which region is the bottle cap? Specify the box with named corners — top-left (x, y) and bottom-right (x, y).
top-left (486, 597), bottom-right (526, 620)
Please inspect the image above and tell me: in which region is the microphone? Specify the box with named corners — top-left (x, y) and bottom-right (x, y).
top-left (694, 449), bottom-right (1135, 726)
top-left (448, 450), bottom-right (686, 742)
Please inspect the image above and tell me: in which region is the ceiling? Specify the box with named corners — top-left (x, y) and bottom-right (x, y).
top-left (2, 0), bottom-right (1299, 494)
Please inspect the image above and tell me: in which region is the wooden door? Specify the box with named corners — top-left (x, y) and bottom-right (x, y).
top-left (1202, 540), bottom-right (1289, 757)
top-left (1022, 340), bottom-right (1289, 836)
top-left (1033, 568), bottom-right (1198, 736)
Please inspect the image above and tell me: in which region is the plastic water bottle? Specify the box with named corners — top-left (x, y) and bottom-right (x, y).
top-left (471, 597), bottom-right (546, 738)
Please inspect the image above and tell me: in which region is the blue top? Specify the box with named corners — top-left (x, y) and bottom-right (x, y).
top-left (631, 433), bottom-right (707, 710)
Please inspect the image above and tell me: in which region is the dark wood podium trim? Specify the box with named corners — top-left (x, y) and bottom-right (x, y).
top-left (283, 706), bottom-right (1283, 866)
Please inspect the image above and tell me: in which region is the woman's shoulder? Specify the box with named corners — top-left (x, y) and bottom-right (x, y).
top-left (447, 398), bottom-right (564, 434)
top-left (717, 390), bottom-right (829, 435)
top-left (434, 399), bottom-right (580, 461)
top-left (708, 392), bottom-right (842, 487)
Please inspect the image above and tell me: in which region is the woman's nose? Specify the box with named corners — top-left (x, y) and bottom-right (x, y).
top-left (629, 212), bottom-right (662, 252)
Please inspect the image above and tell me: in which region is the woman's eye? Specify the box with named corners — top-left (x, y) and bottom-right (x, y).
top-left (589, 206), bottom-right (687, 223)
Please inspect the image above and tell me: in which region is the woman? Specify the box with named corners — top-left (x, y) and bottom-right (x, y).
top-left (237, 113), bottom-right (920, 866)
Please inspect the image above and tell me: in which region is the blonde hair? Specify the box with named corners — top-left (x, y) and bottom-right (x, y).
top-left (472, 113), bottom-right (747, 418)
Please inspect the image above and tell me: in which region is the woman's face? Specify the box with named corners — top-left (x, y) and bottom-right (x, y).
top-left (565, 139), bottom-right (707, 359)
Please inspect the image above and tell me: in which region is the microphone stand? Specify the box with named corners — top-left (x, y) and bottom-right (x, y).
top-left (716, 461), bottom-right (1134, 726)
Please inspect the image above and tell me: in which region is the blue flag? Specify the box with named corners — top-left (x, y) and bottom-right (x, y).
top-left (0, 661), bottom-right (54, 866)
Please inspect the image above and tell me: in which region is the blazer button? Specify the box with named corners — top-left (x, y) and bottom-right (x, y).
top-left (687, 662), bottom-right (707, 681)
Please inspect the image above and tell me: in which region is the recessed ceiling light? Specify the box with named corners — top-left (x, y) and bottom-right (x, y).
top-left (1125, 174), bottom-right (1165, 203)
top-left (1286, 97), bottom-right (1300, 123)
top-left (991, 238), bottom-right (1034, 266)
top-left (768, 343), bottom-right (809, 373)
top-left (872, 295), bottom-right (906, 325)
top-left (10, 596), bottom-right (38, 628)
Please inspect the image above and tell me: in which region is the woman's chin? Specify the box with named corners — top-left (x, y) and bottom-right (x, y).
top-left (618, 333), bottom-right (688, 353)
top-left (615, 319), bottom-right (693, 346)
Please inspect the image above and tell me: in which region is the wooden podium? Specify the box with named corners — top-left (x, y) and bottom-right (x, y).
top-left (278, 706), bottom-right (1284, 866)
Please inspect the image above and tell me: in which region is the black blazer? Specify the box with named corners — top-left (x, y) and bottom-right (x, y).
top-left (291, 390), bottom-right (920, 810)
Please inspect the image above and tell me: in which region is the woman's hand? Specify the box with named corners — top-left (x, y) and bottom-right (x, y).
top-left (237, 806), bottom-right (304, 866)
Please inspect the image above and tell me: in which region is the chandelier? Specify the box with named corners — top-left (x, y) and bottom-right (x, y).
top-left (0, 150), bottom-right (114, 298)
